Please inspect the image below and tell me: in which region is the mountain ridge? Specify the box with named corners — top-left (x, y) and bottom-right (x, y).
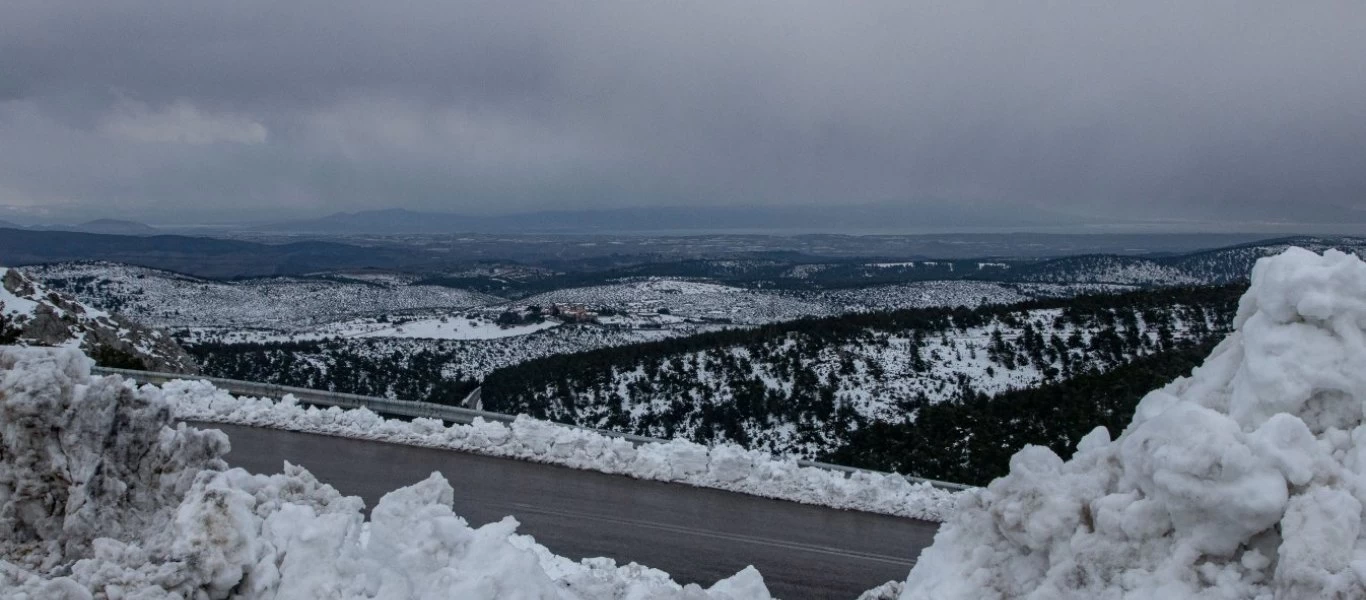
top-left (256, 202), bottom-right (1086, 234)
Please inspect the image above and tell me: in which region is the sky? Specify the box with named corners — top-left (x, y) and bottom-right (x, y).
top-left (2, 1), bottom-right (1364, 229)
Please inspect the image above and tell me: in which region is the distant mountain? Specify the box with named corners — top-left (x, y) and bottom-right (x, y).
top-left (70, 218), bottom-right (160, 235)
top-left (0, 220), bottom-right (21, 230)
top-left (0, 228), bottom-right (440, 278)
top-left (1005, 236), bottom-right (1366, 285)
top-left (260, 202), bottom-right (1085, 234)
top-left (25, 219), bottom-right (161, 236)
top-left (0, 267), bottom-right (196, 372)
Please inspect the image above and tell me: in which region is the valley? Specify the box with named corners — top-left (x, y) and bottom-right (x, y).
top-left (10, 233), bottom-right (1366, 481)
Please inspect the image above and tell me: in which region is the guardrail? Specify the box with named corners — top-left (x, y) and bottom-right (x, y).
top-left (92, 366), bottom-right (973, 492)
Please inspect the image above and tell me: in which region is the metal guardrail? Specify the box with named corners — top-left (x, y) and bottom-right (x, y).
top-left (93, 366), bottom-right (973, 492)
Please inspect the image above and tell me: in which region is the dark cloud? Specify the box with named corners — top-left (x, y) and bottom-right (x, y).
top-left (1, 1), bottom-right (1363, 227)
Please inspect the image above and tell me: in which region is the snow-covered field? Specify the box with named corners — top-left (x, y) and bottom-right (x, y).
top-left (901, 248), bottom-right (1366, 598)
top-left (0, 346), bottom-right (775, 599)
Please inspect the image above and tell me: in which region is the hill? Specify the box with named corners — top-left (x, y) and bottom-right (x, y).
top-left (0, 267), bottom-right (196, 372)
top-left (0, 228), bottom-right (437, 278)
top-left (1005, 235), bottom-right (1366, 285)
top-left (482, 285), bottom-right (1243, 456)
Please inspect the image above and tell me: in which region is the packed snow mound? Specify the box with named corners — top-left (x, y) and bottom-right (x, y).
top-left (901, 248), bottom-right (1366, 599)
top-left (0, 267), bottom-right (196, 373)
top-left (0, 346), bottom-right (772, 599)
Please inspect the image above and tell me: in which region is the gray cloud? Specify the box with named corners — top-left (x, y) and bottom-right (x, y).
top-left (1, 1), bottom-right (1364, 227)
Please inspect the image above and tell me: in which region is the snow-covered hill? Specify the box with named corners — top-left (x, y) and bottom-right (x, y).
top-left (806, 280), bottom-right (1133, 312)
top-left (521, 279), bottom-right (834, 324)
top-left (484, 286), bottom-right (1241, 456)
top-left (27, 262), bottom-right (498, 329)
top-left (33, 262), bottom-right (1123, 335)
top-left (1, 267), bottom-right (195, 372)
top-left (1011, 236), bottom-right (1366, 285)
top-left (30, 262), bottom-right (1121, 393)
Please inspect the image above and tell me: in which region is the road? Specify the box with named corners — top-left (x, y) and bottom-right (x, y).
top-left (198, 422), bottom-right (941, 599)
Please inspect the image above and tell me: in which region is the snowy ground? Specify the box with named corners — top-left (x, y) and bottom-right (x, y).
top-left (0, 346), bottom-right (774, 599)
top-left (901, 248), bottom-right (1366, 599)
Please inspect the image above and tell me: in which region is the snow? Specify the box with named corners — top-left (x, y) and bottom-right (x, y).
top-left (539, 301), bottom-right (1226, 456)
top-left (160, 378), bottom-right (960, 521)
top-left (522, 278), bottom-right (832, 325)
top-left (0, 345), bottom-right (773, 599)
top-left (326, 315), bottom-right (561, 340)
top-left (901, 248), bottom-right (1366, 599)
top-left (0, 267), bottom-right (41, 318)
top-left (24, 261), bottom-right (495, 330)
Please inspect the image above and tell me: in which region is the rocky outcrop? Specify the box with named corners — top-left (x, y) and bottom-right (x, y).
top-left (1, 267), bottom-right (197, 373)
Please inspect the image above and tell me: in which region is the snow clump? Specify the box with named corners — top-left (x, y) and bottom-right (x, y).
top-left (902, 248), bottom-right (1366, 599)
top-left (0, 346), bottom-right (771, 599)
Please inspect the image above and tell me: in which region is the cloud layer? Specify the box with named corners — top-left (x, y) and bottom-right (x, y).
top-left (2, 1), bottom-right (1364, 227)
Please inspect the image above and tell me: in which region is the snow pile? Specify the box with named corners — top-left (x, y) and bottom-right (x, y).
top-left (902, 248), bottom-right (1366, 599)
top-left (163, 379), bottom-right (960, 521)
top-left (0, 346), bottom-right (771, 599)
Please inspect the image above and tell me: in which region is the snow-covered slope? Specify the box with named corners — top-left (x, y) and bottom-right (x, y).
top-left (1015, 254), bottom-right (1204, 286)
top-left (901, 247), bottom-right (1366, 599)
top-left (521, 278), bottom-right (835, 324)
top-left (1011, 236), bottom-right (1366, 286)
top-left (0, 346), bottom-right (771, 599)
top-left (485, 286), bottom-right (1239, 457)
top-left (27, 262), bottom-right (498, 329)
top-left (806, 281), bottom-right (1133, 313)
top-left (0, 267), bottom-right (195, 372)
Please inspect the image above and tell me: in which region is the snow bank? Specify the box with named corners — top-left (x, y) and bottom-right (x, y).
top-left (902, 248), bottom-right (1366, 599)
top-left (161, 379), bottom-right (960, 521)
top-left (0, 346), bottom-right (771, 599)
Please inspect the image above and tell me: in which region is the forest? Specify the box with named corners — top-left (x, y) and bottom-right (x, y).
top-left (825, 341), bottom-right (1218, 484)
top-left (190, 340), bottom-right (480, 405)
top-left (481, 284), bottom-right (1243, 455)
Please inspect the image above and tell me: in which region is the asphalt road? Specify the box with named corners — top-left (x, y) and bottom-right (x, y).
top-left (198, 422), bottom-right (941, 600)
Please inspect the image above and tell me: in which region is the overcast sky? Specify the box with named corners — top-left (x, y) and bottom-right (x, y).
top-left (2, 1), bottom-right (1364, 228)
